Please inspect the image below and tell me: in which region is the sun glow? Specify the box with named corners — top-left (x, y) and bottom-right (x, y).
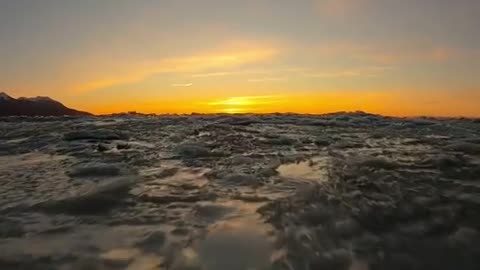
top-left (206, 96), bottom-right (281, 113)
top-left (78, 89), bottom-right (480, 117)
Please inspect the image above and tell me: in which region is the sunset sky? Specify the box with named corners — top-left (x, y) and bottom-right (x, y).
top-left (1, 0), bottom-right (479, 116)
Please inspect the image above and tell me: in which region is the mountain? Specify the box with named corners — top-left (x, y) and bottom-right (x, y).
top-left (0, 92), bottom-right (92, 116)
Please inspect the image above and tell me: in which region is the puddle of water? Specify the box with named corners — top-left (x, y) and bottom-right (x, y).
top-left (99, 247), bottom-right (165, 269)
top-left (126, 254), bottom-right (165, 270)
top-left (100, 248), bottom-right (141, 261)
top-left (276, 156), bottom-right (329, 182)
top-left (180, 200), bottom-right (275, 270)
top-left (195, 221), bottom-right (273, 270)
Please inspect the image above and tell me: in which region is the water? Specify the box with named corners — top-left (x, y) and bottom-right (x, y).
top-left (176, 201), bottom-right (275, 270)
top-left (276, 156), bottom-right (330, 182)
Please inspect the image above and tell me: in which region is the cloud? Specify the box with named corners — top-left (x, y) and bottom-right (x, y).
top-left (191, 65), bottom-right (387, 83)
top-left (191, 72), bottom-right (238, 78)
top-left (369, 47), bottom-right (458, 65)
top-left (304, 66), bottom-right (390, 78)
top-left (171, 83), bottom-right (193, 87)
top-left (306, 71), bottom-right (362, 77)
top-left (309, 40), bottom-right (459, 65)
top-left (73, 40), bottom-right (279, 93)
top-left (248, 77), bottom-right (287, 82)
top-left (191, 68), bottom-right (275, 78)
top-left (189, 65), bottom-right (381, 82)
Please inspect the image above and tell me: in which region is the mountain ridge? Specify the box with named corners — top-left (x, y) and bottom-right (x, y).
top-left (0, 92), bottom-right (91, 116)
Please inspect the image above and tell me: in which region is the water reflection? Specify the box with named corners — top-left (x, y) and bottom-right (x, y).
top-left (196, 222), bottom-right (273, 270)
top-left (178, 200), bottom-right (275, 270)
top-left (276, 156), bottom-right (330, 182)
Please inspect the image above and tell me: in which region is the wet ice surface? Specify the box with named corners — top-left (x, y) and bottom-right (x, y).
top-left (0, 113), bottom-right (480, 269)
top-left (277, 156), bottom-right (330, 182)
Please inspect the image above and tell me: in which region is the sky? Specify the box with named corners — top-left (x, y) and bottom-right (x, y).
top-left (1, 0), bottom-right (479, 116)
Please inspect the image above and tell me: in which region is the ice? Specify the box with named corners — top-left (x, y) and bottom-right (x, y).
top-left (222, 173), bottom-right (259, 186)
top-left (63, 129), bottom-right (128, 141)
top-left (136, 230), bottom-right (167, 252)
top-left (1, 113), bottom-right (480, 269)
top-left (230, 155), bottom-right (254, 165)
top-left (176, 143), bottom-right (211, 158)
top-left (68, 163), bottom-right (126, 178)
top-left (38, 175), bottom-right (137, 214)
top-left (448, 141), bottom-right (480, 155)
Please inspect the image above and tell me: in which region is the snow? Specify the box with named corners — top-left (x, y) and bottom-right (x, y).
top-left (18, 96), bottom-right (55, 102)
top-left (0, 92), bottom-right (14, 100)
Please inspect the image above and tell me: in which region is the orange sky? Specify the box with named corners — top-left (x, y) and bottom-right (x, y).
top-left (2, 0), bottom-right (479, 117)
top-left (82, 89), bottom-right (480, 117)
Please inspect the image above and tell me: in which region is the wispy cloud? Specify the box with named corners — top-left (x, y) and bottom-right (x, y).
top-left (191, 72), bottom-right (238, 78)
top-left (191, 68), bottom-right (274, 78)
top-left (192, 65), bottom-right (387, 83)
top-left (73, 40), bottom-right (279, 93)
top-left (309, 40), bottom-right (459, 65)
top-left (369, 47), bottom-right (458, 64)
top-left (248, 77), bottom-right (287, 82)
top-left (171, 83), bottom-right (193, 87)
top-left (304, 66), bottom-right (390, 78)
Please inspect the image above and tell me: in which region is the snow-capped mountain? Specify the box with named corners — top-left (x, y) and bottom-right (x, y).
top-left (0, 92), bottom-right (91, 116)
top-left (0, 92), bottom-right (15, 101)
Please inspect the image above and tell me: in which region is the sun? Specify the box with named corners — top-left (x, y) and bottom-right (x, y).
top-left (205, 96), bottom-right (280, 113)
